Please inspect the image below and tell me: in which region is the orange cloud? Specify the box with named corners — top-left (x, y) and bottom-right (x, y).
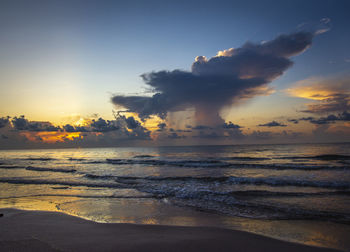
top-left (286, 76), bottom-right (350, 100)
top-left (286, 75), bottom-right (350, 113)
top-left (20, 131), bottom-right (83, 143)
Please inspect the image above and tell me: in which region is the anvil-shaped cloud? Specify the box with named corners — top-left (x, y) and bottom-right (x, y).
top-left (112, 31), bottom-right (315, 126)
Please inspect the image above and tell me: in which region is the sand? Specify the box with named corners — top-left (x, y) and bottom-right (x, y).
top-left (0, 208), bottom-right (340, 252)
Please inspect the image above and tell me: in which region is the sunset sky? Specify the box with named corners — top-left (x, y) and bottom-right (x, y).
top-left (1, 0), bottom-right (349, 148)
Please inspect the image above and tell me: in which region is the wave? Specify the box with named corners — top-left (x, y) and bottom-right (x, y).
top-left (0, 194), bottom-right (153, 200)
top-left (226, 163), bottom-right (350, 171)
top-left (133, 155), bottom-right (155, 158)
top-left (0, 178), bottom-right (126, 189)
top-left (0, 165), bottom-right (25, 170)
top-left (85, 160), bottom-right (105, 164)
top-left (103, 158), bottom-right (350, 170)
top-left (171, 197), bottom-right (350, 224)
top-left (313, 154), bottom-right (350, 160)
top-left (51, 186), bottom-right (70, 189)
top-left (2, 174), bottom-right (349, 224)
top-left (23, 157), bottom-right (56, 161)
top-left (222, 190), bottom-right (350, 198)
top-left (25, 166), bottom-right (77, 173)
top-left (278, 154), bottom-right (350, 161)
top-left (84, 174), bottom-right (119, 180)
top-left (106, 158), bottom-right (229, 167)
top-left (106, 175), bottom-right (350, 189)
top-left (215, 157), bottom-right (271, 161)
top-left (68, 157), bottom-right (85, 161)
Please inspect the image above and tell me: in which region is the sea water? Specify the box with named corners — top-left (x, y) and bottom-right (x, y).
top-left (1, 143), bottom-right (350, 250)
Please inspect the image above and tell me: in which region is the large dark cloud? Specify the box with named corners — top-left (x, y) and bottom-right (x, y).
top-left (112, 31), bottom-right (315, 126)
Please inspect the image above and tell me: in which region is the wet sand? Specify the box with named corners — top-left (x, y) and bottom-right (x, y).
top-left (0, 208), bottom-right (340, 252)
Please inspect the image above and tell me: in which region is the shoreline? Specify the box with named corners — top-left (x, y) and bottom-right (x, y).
top-left (0, 208), bottom-right (341, 252)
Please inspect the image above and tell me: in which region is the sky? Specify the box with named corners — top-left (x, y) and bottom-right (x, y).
top-left (0, 0), bottom-right (350, 148)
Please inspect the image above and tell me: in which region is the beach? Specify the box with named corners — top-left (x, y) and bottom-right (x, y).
top-left (0, 208), bottom-right (340, 252)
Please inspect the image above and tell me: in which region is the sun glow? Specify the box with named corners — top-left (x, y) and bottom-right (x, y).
top-left (286, 87), bottom-right (335, 100)
top-left (73, 118), bottom-right (93, 127)
top-left (120, 112), bottom-right (163, 131)
top-left (287, 76), bottom-right (350, 101)
top-left (20, 131), bottom-right (82, 143)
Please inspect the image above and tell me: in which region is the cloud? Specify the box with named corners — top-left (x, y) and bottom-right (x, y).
top-left (112, 31), bottom-right (316, 126)
top-left (291, 111), bottom-right (350, 125)
top-left (124, 116), bottom-right (141, 129)
top-left (63, 124), bottom-right (88, 132)
top-left (288, 119), bottom-right (299, 124)
top-left (287, 75), bottom-right (350, 114)
top-left (301, 94), bottom-right (350, 114)
top-left (63, 115), bottom-right (151, 139)
top-left (63, 118), bottom-right (119, 133)
top-left (12, 116), bottom-right (60, 132)
top-left (222, 121), bottom-right (242, 129)
top-left (0, 117), bottom-right (10, 128)
top-left (258, 121), bottom-right (287, 127)
top-left (0, 114), bottom-right (152, 148)
top-left (168, 132), bottom-right (186, 139)
top-left (192, 125), bottom-right (213, 130)
top-left (90, 118), bottom-right (119, 132)
top-left (156, 123), bottom-right (166, 131)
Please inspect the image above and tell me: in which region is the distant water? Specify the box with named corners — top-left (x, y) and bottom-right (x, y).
top-left (1, 143), bottom-right (350, 250)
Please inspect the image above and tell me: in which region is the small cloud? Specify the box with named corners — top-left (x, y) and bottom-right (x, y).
top-left (156, 123), bottom-right (167, 132)
top-left (124, 117), bottom-right (140, 130)
top-left (192, 125), bottom-right (213, 130)
top-left (320, 17), bottom-right (331, 24)
top-left (288, 119), bottom-right (299, 124)
top-left (295, 111), bottom-right (350, 125)
top-left (222, 121), bottom-right (242, 129)
top-left (258, 121), bottom-right (287, 127)
top-left (167, 132), bottom-right (186, 139)
top-left (0, 116), bottom-right (10, 128)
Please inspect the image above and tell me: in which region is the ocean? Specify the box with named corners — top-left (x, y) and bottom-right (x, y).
top-left (1, 143), bottom-right (350, 251)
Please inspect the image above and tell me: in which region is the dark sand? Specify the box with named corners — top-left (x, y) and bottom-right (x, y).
top-left (0, 208), bottom-right (340, 252)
